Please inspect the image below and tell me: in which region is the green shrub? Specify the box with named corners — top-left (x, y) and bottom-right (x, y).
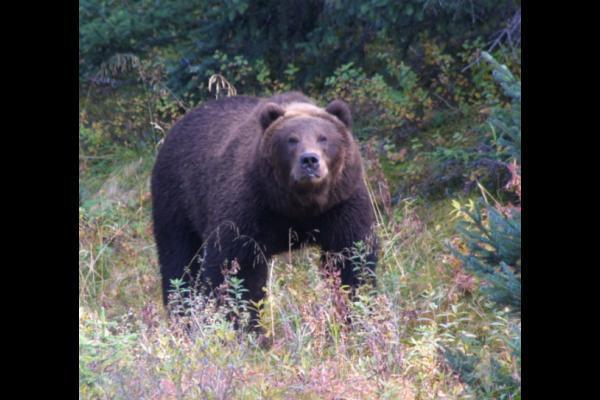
top-left (443, 51), bottom-right (521, 399)
top-left (80, 55), bottom-right (185, 155)
top-left (418, 51), bottom-right (520, 198)
top-left (79, 307), bottom-right (138, 397)
top-left (80, 1), bottom-right (520, 102)
top-left (322, 61), bottom-right (431, 141)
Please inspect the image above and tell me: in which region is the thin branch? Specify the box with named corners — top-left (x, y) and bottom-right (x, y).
top-left (433, 92), bottom-right (459, 112)
top-left (461, 8), bottom-right (521, 73)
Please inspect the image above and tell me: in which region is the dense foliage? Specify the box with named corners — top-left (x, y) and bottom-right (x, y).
top-left (80, 0), bottom-right (521, 98)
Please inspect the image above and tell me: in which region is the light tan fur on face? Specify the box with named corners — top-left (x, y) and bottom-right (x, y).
top-left (283, 102), bottom-right (343, 125)
top-left (284, 102), bottom-right (324, 115)
top-left (263, 101), bottom-right (348, 138)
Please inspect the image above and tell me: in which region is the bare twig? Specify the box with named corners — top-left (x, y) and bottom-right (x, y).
top-left (208, 74), bottom-right (237, 98)
top-left (461, 8), bottom-right (521, 73)
top-left (433, 92), bottom-right (459, 111)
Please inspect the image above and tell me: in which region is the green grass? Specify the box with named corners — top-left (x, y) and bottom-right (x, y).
top-left (79, 145), bottom-right (519, 399)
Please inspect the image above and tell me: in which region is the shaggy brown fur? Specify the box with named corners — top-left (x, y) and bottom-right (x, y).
top-left (151, 91), bottom-right (377, 329)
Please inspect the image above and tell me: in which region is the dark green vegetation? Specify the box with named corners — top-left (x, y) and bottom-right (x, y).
top-left (80, 2), bottom-right (521, 398)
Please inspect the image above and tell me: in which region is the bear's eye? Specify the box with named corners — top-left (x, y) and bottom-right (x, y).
top-left (288, 137), bottom-right (299, 145)
top-left (318, 136), bottom-right (328, 143)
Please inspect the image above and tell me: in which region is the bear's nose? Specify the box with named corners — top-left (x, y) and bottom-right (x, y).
top-left (300, 152), bottom-right (320, 170)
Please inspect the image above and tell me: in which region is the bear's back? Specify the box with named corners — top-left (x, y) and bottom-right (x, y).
top-left (171, 95), bottom-right (260, 152)
top-left (152, 95), bottom-right (267, 233)
top-left (154, 96), bottom-right (259, 178)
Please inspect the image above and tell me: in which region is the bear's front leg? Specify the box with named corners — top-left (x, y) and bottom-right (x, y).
top-left (317, 193), bottom-right (378, 293)
top-left (236, 256), bottom-right (268, 332)
top-left (202, 234), bottom-right (269, 332)
top-left (322, 247), bottom-right (377, 289)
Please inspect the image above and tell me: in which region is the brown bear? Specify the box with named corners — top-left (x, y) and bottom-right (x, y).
top-left (151, 91), bottom-right (377, 329)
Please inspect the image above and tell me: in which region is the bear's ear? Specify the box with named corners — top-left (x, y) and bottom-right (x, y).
top-left (259, 102), bottom-right (285, 130)
top-left (325, 100), bottom-right (352, 128)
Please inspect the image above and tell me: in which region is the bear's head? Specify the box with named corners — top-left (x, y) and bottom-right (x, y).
top-left (257, 99), bottom-right (363, 217)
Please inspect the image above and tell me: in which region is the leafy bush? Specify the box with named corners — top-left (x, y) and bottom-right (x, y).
top-left (79, 307), bottom-right (138, 397)
top-left (80, 1), bottom-right (520, 101)
top-left (80, 54), bottom-right (185, 154)
top-left (420, 51), bottom-right (521, 198)
top-left (443, 51), bottom-right (521, 399)
top-left (323, 61), bottom-right (431, 141)
top-left (452, 199), bottom-right (521, 312)
top-left (451, 50), bottom-right (521, 312)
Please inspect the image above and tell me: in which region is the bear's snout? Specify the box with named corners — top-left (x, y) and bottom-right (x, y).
top-left (300, 152), bottom-right (320, 173)
top-left (292, 149), bottom-right (329, 187)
